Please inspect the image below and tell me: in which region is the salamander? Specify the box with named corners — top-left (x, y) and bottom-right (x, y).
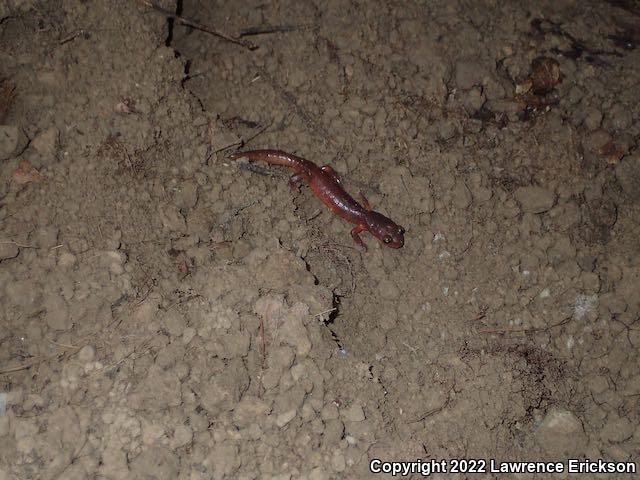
top-left (228, 149), bottom-right (405, 249)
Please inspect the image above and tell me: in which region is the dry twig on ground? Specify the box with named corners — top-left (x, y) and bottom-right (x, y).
top-left (136, 0), bottom-right (257, 50)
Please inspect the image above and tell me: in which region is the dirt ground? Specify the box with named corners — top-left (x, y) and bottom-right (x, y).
top-left (1, 0), bottom-right (639, 478)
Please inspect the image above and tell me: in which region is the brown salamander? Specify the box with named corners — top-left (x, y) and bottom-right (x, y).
top-left (228, 149), bottom-right (405, 249)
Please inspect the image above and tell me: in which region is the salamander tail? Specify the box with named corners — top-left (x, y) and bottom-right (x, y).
top-left (228, 149), bottom-right (306, 170)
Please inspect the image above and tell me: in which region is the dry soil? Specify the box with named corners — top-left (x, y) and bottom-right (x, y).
top-left (1, 0), bottom-right (639, 479)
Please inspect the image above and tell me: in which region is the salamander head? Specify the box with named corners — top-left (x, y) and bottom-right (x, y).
top-left (365, 211), bottom-right (405, 249)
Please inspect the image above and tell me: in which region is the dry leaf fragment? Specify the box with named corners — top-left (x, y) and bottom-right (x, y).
top-left (598, 140), bottom-right (626, 165)
top-left (115, 98), bottom-right (138, 115)
top-left (11, 159), bottom-right (43, 184)
top-left (529, 56), bottom-right (562, 94)
top-left (516, 56), bottom-right (563, 95)
top-left (515, 77), bottom-right (533, 95)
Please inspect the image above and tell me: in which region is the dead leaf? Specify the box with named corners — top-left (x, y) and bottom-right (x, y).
top-left (515, 78), bottom-right (533, 95)
top-left (530, 57), bottom-right (562, 94)
top-left (115, 98), bottom-right (138, 114)
top-left (516, 57), bottom-right (562, 95)
top-left (11, 160), bottom-right (43, 184)
top-left (598, 140), bottom-right (626, 166)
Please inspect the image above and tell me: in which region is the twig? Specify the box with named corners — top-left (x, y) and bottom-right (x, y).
top-left (260, 317), bottom-right (266, 370)
top-left (239, 25), bottom-right (298, 37)
top-left (0, 240), bottom-right (39, 249)
top-left (87, 342), bottom-right (152, 377)
top-left (136, 0), bottom-right (257, 51)
top-left (469, 305), bottom-right (488, 322)
top-left (479, 325), bottom-right (533, 334)
top-left (531, 18), bottom-right (622, 65)
top-left (313, 307), bottom-right (337, 317)
top-left (0, 240), bottom-right (62, 250)
top-left (407, 395), bottom-right (451, 423)
top-left (238, 162), bottom-right (278, 177)
top-left (48, 339), bottom-right (79, 349)
top-left (59, 29), bottom-right (88, 45)
top-left (0, 358), bottom-right (46, 375)
top-left (307, 209), bottom-right (323, 221)
top-left (213, 122), bottom-right (271, 155)
top-left (0, 346), bottom-right (81, 375)
top-left (46, 436), bottom-right (88, 480)
top-left (479, 316), bottom-right (573, 334)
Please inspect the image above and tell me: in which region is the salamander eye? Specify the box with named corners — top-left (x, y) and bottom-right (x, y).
top-left (399, 227), bottom-right (405, 234)
top-left (383, 236), bottom-right (392, 244)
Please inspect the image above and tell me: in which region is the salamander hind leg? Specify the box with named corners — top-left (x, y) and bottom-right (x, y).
top-left (350, 225), bottom-right (367, 251)
top-left (358, 191), bottom-right (371, 210)
top-left (289, 172), bottom-right (310, 193)
top-left (321, 165), bottom-right (341, 184)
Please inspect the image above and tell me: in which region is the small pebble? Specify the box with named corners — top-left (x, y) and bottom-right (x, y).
top-left (276, 409), bottom-right (296, 428)
top-left (0, 242), bottom-right (19, 261)
top-left (437, 120), bottom-right (457, 140)
top-left (171, 424), bottom-right (193, 448)
top-left (451, 181), bottom-right (472, 209)
top-left (44, 294), bottom-right (71, 330)
top-left (601, 413), bottom-right (635, 443)
top-left (0, 125), bottom-right (20, 160)
top-left (378, 278), bottom-right (400, 300)
top-left (341, 403), bottom-right (365, 422)
top-left (78, 345), bottom-right (96, 363)
top-left (583, 129), bottom-right (612, 153)
top-left (175, 181), bottom-right (199, 209)
top-left (615, 154), bottom-right (640, 202)
top-left (308, 467), bottom-right (329, 480)
top-left (160, 206), bottom-right (187, 232)
top-left (57, 252), bottom-right (77, 268)
top-left (535, 409), bottom-right (587, 456)
top-left (331, 450), bottom-right (346, 472)
top-left (31, 127), bottom-right (59, 158)
top-left (321, 403), bottom-right (339, 421)
top-left (461, 87), bottom-right (485, 112)
top-left (34, 226), bottom-right (59, 248)
top-left (23, 394), bottom-right (45, 411)
top-left (583, 107), bottom-right (602, 131)
top-left (515, 186), bottom-right (556, 213)
top-left (0, 415), bottom-right (8, 436)
top-left (604, 103), bottom-right (633, 131)
top-left (454, 59), bottom-right (487, 89)
top-left (182, 327), bottom-right (196, 344)
top-left (233, 396), bottom-right (270, 428)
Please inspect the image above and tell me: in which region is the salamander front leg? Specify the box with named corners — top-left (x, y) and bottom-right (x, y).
top-left (321, 165), bottom-right (341, 184)
top-left (350, 225), bottom-right (367, 251)
top-left (289, 172), bottom-right (310, 194)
